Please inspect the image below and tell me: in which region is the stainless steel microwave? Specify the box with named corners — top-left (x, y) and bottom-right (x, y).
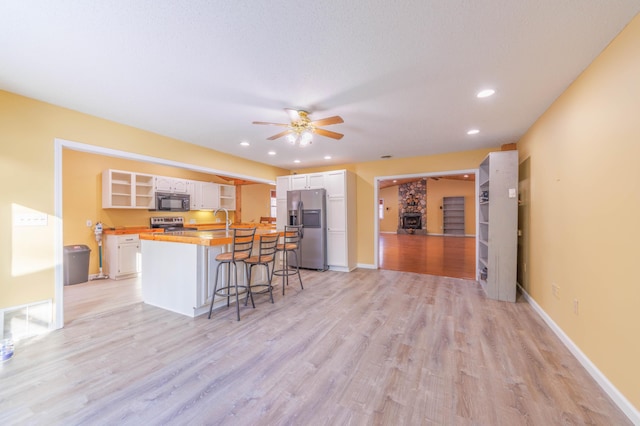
top-left (155, 192), bottom-right (190, 212)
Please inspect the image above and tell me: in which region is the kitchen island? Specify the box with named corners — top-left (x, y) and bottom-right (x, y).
top-left (139, 228), bottom-right (278, 317)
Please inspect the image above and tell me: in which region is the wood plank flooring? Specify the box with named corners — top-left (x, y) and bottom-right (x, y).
top-left (379, 233), bottom-right (476, 280)
top-left (0, 270), bottom-right (630, 425)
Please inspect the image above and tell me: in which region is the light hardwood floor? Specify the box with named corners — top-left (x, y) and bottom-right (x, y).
top-left (379, 233), bottom-right (476, 280)
top-left (0, 270), bottom-right (630, 425)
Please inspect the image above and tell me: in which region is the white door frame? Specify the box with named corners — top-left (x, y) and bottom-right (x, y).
top-left (53, 138), bottom-right (275, 329)
top-left (372, 168), bottom-right (478, 270)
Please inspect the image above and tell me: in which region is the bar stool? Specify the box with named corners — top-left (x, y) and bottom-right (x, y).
top-left (208, 227), bottom-right (256, 321)
top-left (244, 232), bottom-right (280, 304)
top-left (272, 225), bottom-right (303, 295)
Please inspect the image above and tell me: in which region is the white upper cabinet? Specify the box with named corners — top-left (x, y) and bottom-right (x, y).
top-left (103, 169), bottom-right (155, 209)
top-left (155, 176), bottom-right (188, 193)
top-left (189, 181), bottom-right (219, 210)
top-left (290, 173), bottom-right (325, 190)
top-left (325, 170), bottom-right (346, 197)
top-left (218, 184), bottom-right (236, 210)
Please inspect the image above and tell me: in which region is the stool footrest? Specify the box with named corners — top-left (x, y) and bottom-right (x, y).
top-left (214, 285), bottom-right (250, 298)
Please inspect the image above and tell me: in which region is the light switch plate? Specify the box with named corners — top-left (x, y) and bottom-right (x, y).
top-left (14, 212), bottom-right (48, 227)
top-left (508, 188), bottom-right (516, 198)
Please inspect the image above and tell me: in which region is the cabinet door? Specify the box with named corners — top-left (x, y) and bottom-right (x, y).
top-left (307, 173), bottom-right (325, 189)
top-left (188, 180), bottom-right (200, 210)
top-left (276, 176), bottom-right (290, 199)
top-left (325, 170), bottom-right (345, 197)
top-left (118, 242), bottom-right (140, 276)
top-left (327, 230), bottom-right (346, 267)
top-left (201, 182), bottom-right (219, 210)
top-left (171, 178), bottom-right (189, 193)
top-left (327, 197), bottom-right (346, 231)
top-left (290, 175), bottom-right (308, 190)
top-left (276, 199), bottom-right (288, 230)
top-left (155, 176), bottom-right (173, 192)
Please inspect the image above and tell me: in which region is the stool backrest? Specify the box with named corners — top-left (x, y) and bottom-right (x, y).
top-left (230, 227), bottom-right (256, 256)
top-left (283, 225), bottom-right (302, 246)
top-left (257, 233), bottom-right (279, 260)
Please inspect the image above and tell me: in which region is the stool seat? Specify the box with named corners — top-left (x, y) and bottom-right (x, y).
top-left (215, 251), bottom-right (250, 262)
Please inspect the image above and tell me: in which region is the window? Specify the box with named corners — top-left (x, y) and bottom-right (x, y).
top-left (379, 199), bottom-right (384, 219)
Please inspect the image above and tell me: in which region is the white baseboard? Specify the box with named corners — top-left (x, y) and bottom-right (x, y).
top-left (519, 284), bottom-right (640, 424)
top-left (356, 263), bottom-right (376, 270)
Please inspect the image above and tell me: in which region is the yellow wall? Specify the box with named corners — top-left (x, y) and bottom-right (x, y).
top-left (240, 183), bottom-right (275, 224)
top-left (378, 186), bottom-right (399, 232)
top-left (517, 14), bottom-right (640, 411)
top-left (0, 90), bottom-right (288, 310)
top-left (425, 178), bottom-right (476, 235)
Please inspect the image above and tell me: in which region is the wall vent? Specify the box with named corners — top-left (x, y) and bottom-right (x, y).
top-left (1, 300), bottom-right (53, 341)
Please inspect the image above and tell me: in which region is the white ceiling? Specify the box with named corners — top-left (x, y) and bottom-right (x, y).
top-left (1, 1), bottom-right (638, 170)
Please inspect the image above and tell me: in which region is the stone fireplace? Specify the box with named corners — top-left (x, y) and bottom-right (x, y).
top-left (397, 179), bottom-right (426, 235)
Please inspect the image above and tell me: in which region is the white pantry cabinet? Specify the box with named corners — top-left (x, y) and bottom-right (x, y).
top-left (275, 169), bottom-right (356, 271)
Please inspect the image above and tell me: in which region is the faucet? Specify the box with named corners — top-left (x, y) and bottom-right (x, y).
top-left (214, 208), bottom-right (230, 231)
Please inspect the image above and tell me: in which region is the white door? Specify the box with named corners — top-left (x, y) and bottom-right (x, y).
top-left (118, 242), bottom-right (140, 276)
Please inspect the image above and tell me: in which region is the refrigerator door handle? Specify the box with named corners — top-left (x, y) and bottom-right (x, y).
top-left (299, 201), bottom-right (304, 238)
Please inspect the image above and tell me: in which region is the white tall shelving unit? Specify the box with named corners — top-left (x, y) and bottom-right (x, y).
top-left (477, 150), bottom-right (518, 302)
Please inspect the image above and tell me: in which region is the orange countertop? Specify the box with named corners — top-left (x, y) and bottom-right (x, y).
top-left (139, 228), bottom-right (279, 246)
top-left (103, 227), bottom-right (163, 235)
top-left (188, 223), bottom-right (276, 230)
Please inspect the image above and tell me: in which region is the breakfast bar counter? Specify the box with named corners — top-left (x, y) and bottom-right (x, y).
top-left (139, 228), bottom-right (279, 317)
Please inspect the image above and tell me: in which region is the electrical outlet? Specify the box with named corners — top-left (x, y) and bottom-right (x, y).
top-left (573, 299), bottom-right (579, 315)
top-left (86, 219), bottom-right (92, 227)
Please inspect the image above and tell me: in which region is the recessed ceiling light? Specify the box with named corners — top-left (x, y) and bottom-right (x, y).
top-left (240, 141), bottom-right (250, 146)
top-left (294, 159), bottom-right (301, 163)
top-left (477, 89), bottom-right (495, 98)
top-left (268, 151), bottom-right (276, 156)
top-left (467, 129), bottom-right (480, 135)
top-left (324, 155), bottom-right (332, 160)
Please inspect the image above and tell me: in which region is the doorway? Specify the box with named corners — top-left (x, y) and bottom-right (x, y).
top-left (375, 170), bottom-right (477, 280)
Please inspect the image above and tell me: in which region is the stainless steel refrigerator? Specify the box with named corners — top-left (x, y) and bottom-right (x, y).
top-left (287, 188), bottom-right (327, 270)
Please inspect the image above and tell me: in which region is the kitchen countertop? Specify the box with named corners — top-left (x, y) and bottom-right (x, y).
top-left (103, 227), bottom-right (163, 235)
top-left (139, 227), bottom-right (279, 246)
top-left (103, 223), bottom-right (275, 235)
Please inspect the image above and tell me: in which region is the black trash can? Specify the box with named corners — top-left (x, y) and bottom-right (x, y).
top-left (63, 245), bottom-right (91, 285)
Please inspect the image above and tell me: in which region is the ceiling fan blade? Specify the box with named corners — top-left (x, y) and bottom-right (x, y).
top-left (284, 108), bottom-right (301, 121)
top-left (267, 129), bottom-right (293, 140)
top-left (314, 128), bottom-right (344, 140)
top-left (310, 116), bottom-right (344, 127)
top-left (252, 121), bottom-right (289, 126)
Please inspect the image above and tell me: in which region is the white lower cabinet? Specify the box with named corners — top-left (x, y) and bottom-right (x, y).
top-left (104, 234), bottom-right (140, 280)
top-left (327, 231), bottom-right (347, 268)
